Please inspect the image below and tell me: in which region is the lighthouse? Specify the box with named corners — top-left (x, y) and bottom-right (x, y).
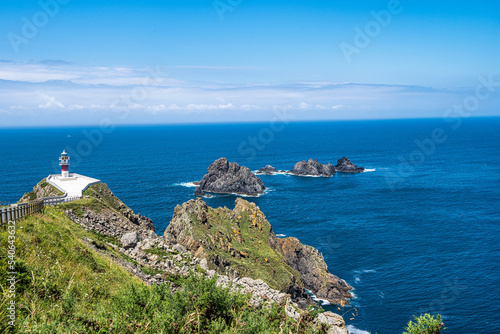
top-left (59, 150), bottom-right (70, 178)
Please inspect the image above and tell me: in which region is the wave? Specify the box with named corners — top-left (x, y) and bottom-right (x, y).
top-left (347, 325), bottom-right (370, 334)
top-left (173, 182), bottom-right (197, 188)
top-left (276, 234), bottom-right (286, 237)
top-left (253, 170), bottom-right (290, 176)
top-left (304, 289), bottom-right (332, 306)
top-left (354, 269), bottom-right (376, 274)
top-left (173, 182), bottom-right (269, 197)
top-left (363, 168), bottom-right (376, 172)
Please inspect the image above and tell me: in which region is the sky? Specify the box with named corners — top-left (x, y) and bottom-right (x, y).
top-left (0, 0), bottom-right (499, 127)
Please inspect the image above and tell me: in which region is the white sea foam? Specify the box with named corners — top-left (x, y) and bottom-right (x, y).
top-left (363, 168), bottom-right (376, 172)
top-left (174, 182), bottom-right (197, 188)
top-left (304, 289), bottom-right (332, 306)
top-left (276, 234), bottom-right (286, 237)
top-left (354, 269), bottom-right (376, 274)
top-left (347, 325), bottom-right (370, 334)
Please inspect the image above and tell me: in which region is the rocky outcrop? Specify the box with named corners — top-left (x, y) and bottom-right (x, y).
top-left (24, 178), bottom-right (349, 332)
top-left (290, 159), bottom-right (336, 177)
top-left (163, 197), bottom-right (352, 305)
top-left (314, 312), bottom-right (349, 334)
top-left (63, 183), bottom-right (156, 241)
top-left (19, 178), bottom-right (64, 203)
top-left (279, 237), bottom-right (352, 304)
top-left (334, 156), bottom-right (364, 173)
top-left (194, 158), bottom-right (266, 196)
top-left (256, 165), bottom-right (279, 175)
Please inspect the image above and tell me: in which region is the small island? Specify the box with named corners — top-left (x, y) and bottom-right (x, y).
top-left (256, 165), bottom-right (280, 175)
top-left (194, 158), bottom-right (266, 196)
top-left (289, 158), bottom-right (336, 177)
top-left (334, 156), bottom-right (364, 173)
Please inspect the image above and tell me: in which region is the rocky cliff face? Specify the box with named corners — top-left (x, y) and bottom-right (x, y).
top-left (62, 183), bottom-right (156, 241)
top-left (19, 178), bottom-right (64, 203)
top-left (290, 159), bottom-right (336, 177)
top-left (163, 197), bottom-right (352, 305)
top-left (194, 158), bottom-right (266, 196)
top-left (334, 157), bottom-right (364, 173)
top-left (279, 237), bottom-right (352, 304)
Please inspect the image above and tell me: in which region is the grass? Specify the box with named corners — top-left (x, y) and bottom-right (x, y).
top-left (0, 206), bottom-right (144, 333)
top-left (57, 197), bottom-right (106, 216)
top-left (0, 206), bottom-right (325, 333)
top-left (83, 183), bottom-right (124, 212)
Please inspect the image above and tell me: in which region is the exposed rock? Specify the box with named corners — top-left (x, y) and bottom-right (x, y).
top-left (256, 165), bottom-right (278, 175)
top-left (163, 197), bottom-right (351, 305)
top-left (63, 183), bottom-right (156, 242)
top-left (195, 158), bottom-right (265, 196)
top-left (314, 312), bottom-right (349, 334)
top-left (173, 244), bottom-right (187, 253)
top-left (121, 231), bottom-right (140, 249)
top-left (278, 237), bottom-right (352, 304)
top-left (289, 159), bottom-right (336, 177)
top-left (19, 178), bottom-right (65, 203)
top-left (334, 156), bottom-right (364, 173)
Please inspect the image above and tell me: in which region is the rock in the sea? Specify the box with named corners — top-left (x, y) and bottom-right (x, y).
top-left (256, 165), bottom-right (278, 175)
top-left (290, 159), bottom-right (336, 177)
top-left (334, 156), bottom-right (364, 173)
top-left (195, 158), bottom-right (266, 196)
top-left (121, 231), bottom-right (140, 249)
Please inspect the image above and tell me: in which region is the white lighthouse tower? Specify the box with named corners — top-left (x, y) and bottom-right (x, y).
top-left (59, 150), bottom-right (70, 178)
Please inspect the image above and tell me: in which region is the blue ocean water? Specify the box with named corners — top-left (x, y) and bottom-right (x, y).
top-left (1, 118), bottom-right (499, 333)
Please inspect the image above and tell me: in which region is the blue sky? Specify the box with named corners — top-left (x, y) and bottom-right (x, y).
top-left (0, 0), bottom-right (499, 126)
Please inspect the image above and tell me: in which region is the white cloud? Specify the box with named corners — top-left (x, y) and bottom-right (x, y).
top-left (38, 92), bottom-right (65, 109)
top-left (1, 60), bottom-right (497, 127)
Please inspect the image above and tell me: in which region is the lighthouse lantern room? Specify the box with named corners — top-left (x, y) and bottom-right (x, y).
top-left (59, 150), bottom-right (70, 178)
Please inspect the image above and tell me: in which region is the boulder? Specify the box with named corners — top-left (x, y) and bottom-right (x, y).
top-left (314, 311), bottom-right (349, 334)
top-left (121, 231), bottom-right (140, 249)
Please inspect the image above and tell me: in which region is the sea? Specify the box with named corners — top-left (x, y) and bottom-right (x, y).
top-left (1, 117), bottom-right (499, 334)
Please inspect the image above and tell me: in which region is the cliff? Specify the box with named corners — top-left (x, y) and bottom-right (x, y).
top-left (5, 180), bottom-right (350, 333)
top-left (163, 197), bottom-right (352, 305)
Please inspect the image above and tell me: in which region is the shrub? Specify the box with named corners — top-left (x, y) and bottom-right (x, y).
top-left (404, 313), bottom-right (445, 334)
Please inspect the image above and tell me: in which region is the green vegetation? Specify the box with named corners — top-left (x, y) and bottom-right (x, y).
top-left (83, 183), bottom-right (124, 212)
top-left (0, 205), bottom-right (325, 333)
top-left (404, 314), bottom-right (445, 334)
top-left (21, 178), bottom-right (65, 202)
top-left (182, 201), bottom-right (303, 292)
top-left (39, 179), bottom-right (64, 197)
